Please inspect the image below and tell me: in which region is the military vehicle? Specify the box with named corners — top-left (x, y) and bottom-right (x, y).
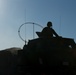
top-left (17, 22), bottom-right (76, 75)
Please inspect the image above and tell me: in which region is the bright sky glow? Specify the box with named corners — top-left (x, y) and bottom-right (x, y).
top-left (0, 0), bottom-right (76, 50)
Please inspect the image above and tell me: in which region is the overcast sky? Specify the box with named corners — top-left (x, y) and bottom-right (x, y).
top-left (0, 0), bottom-right (76, 50)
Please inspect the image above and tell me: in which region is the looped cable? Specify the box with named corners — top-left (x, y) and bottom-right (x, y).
top-left (18, 22), bottom-right (43, 44)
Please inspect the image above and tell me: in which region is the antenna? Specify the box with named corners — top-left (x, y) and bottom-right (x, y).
top-left (25, 9), bottom-right (26, 44)
top-left (59, 16), bottom-right (61, 35)
top-left (18, 22), bottom-right (43, 44)
top-left (33, 23), bottom-right (35, 39)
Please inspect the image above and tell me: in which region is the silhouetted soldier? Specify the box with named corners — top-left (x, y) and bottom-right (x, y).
top-left (41, 21), bottom-right (59, 38)
top-left (36, 21), bottom-right (76, 49)
top-left (36, 21), bottom-right (59, 38)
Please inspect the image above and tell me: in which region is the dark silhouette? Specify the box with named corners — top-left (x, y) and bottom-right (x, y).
top-left (41, 21), bottom-right (59, 38)
top-left (36, 21), bottom-right (76, 49)
top-left (36, 21), bottom-right (59, 38)
top-left (0, 47), bottom-right (21, 75)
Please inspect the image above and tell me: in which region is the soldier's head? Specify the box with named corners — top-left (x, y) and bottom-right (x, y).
top-left (47, 21), bottom-right (52, 27)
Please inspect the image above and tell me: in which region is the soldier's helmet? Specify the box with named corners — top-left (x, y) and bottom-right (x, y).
top-left (47, 21), bottom-right (52, 27)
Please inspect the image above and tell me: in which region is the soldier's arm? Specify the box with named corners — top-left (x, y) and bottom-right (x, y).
top-left (52, 29), bottom-right (59, 37)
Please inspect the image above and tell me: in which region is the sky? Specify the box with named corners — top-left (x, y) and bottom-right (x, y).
top-left (0, 0), bottom-right (76, 50)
